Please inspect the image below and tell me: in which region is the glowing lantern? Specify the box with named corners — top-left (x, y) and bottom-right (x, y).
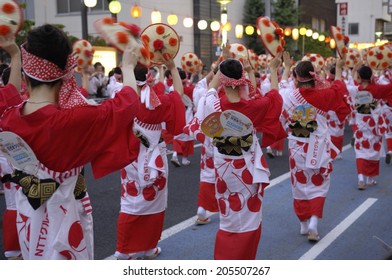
top-left (312, 32), bottom-right (319, 40)
top-left (167, 14), bottom-right (178, 26)
top-left (131, 5), bottom-right (142, 18)
top-left (284, 27), bottom-right (291, 36)
top-left (305, 29), bottom-right (313, 37)
top-left (151, 10), bottom-right (161, 23)
top-left (84, 0), bottom-right (97, 8)
top-left (245, 25), bottom-right (254, 35)
top-left (183, 17), bottom-right (193, 28)
top-left (235, 24), bottom-right (243, 38)
top-left (223, 22), bottom-right (232, 32)
top-left (330, 38), bottom-right (336, 48)
top-left (210, 20), bottom-right (220, 31)
top-left (198, 20), bottom-right (208, 30)
top-left (318, 34), bottom-right (325, 42)
top-left (299, 27), bottom-right (306, 36)
top-left (292, 28), bottom-right (299, 40)
top-left (108, 0), bottom-right (121, 14)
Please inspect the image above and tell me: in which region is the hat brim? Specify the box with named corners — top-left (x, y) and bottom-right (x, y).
top-left (330, 25), bottom-right (346, 59)
top-left (0, 0), bottom-right (23, 36)
top-left (256, 16), bottom-right (284, 57)
top-left (141, 23), bottom-right (180, 65)
top-left (94, 18), bottom-right (150, 67)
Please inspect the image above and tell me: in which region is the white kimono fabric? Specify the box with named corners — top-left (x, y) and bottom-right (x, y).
top-left (120, 118), bottom-right (168, 215)
top-left (185, 80), bottom-right (215, 184)
top-left (282, 89), bottom-right (335, 200)
top-left (205, 89), bottom-right (270, 233)
top-left (353, 107), bottom-right (384, 160)
top-left (15, 164), bottom-right (93, 260)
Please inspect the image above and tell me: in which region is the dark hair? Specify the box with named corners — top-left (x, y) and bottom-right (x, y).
top-left (0, 64), bottom-right (8, 76)
top-left (164, 69), bottom-right (172, 79)
top-left (358, 65), bottom-right (372, 81)
top-left (1, 67), bottom-right (10, 85)
top-left (24, 24), bottom-right (71, 88)
top-left (134, 64), bottom-right (148, 82)
top-left (330, 65), bottom-right (336, 75)
top-left (294, 61), bottom-right (315, 87)
top-left (178, 69), bottom-right (187, 80)
top-left (219, 59), bottom-right (242, 80)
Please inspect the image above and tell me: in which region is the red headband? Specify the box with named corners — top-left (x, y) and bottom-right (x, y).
top-left (21, 44), bottom-right (92, 109)
top-left (219, 59), bottom-right (256, 100)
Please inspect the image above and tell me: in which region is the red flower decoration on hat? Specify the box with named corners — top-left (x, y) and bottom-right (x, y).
top-left (153, 39), bottom-right (164, 51)
top-left (344, 36), bottom-right (350, 44)
top-left (2, 3), bottom-right (15, 14)
top-left (376, 52), bottom-right (384, 60)
top-left (119, 22), bottom-right (141, 37)
top-left (0, 25), bottom-right (11, 35)
top-left (275, 28), bottom-right (284, 38)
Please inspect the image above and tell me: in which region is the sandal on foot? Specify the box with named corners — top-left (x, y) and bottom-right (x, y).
top-left (170, 158), bottom-right (181, 167)
top-left (144, 247), bottom-right (161, 260)
top-left (195, 217), bottom-right (210, 225)
top-left (307, 231), bottom-right (320, 242)
top-left (358, 181), bottom-right (366, 190)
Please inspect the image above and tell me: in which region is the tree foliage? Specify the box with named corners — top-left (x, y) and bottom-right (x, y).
top-left (242, 0), bottom-right (265, 54)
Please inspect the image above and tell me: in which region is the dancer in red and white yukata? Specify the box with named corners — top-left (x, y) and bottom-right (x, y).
top-left (115, 58), bottom-right (185, 260)
top-left (204, 53), bottom-right (286, 259)
top-left (171, 70), bottom-right (195, 167)
top-left (279, 58), bottom-right (350, 241)
top-left (351, 65), bottom-right (392, 189)
top-left (0, 25), bottom-right (141, 259)
top-left (183, 70), bottom-right (219, 224)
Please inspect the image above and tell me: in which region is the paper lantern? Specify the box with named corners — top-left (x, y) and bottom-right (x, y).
top-left (131, 5), bottom-right (142, 18)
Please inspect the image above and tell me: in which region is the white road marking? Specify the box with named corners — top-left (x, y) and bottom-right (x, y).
top-left (299, 197), bottom-right (378, 260)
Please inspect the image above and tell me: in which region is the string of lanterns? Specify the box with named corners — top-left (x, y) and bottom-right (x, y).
top-left (84, 1), bottom-right (335, 48)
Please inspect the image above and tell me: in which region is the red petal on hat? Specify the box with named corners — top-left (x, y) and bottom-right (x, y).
top-left (262, 18), bottom-right (270, 27)
top-left (336, 33), bottom-right (343, 40)
top-left (2, 3), bottom-right (15, 14)
top-left (116, 32), bottom-right (129, 44)
top-left (382, 62), bottom-right (389, 68)
top-left (276, 45), bottom-right (283, 53)
top-left (265, 33), bottom-right (274, 43)
top-left (142, 34), bottom-right (150, 44)
top-left (78, 58), bottom-right (84, 65)
top-left (84, 50), bottom-right (91, 57)
top-left (169, 37), bottom-right (178, 46)
top-left (342, 47), bottom-right (348, 54)
top-left (140, 47), bottom-right (149, 59)
top-left (370, 61), bottom-right (377, 67)
top-left (82, 41), bottom-right (88, 47)
top-left (0, 25), bottom-right (11, 35)
top-left (237, 45), bottom-right (245, 52)
top-left (102, 17), bottom-right (115, 24)
top-left (376, 53), bottom-right (384, 60)
top-left (368, 50), bottom-right (374, 56)
top-left (156, 25), bottom-right (165, 35)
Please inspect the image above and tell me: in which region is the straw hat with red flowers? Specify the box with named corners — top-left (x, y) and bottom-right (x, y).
top-left (94, 17), bottom-right (150, 66)
top-left (366, 45), bottom-right (392, 70)
top-left (248, 49), bottom-right (259, 69)
top-left (330, 25), bottom-right (350, 58)
top-left (219, 43), bottom-right (249, 63)
top-left (181, 52), bottom-right (203, 74)
top-left (73, 39), bottom-right (95, 72)
top-left (345, 48), bottom-right (361, 68)
top-left (140, 23), bottom-right (180, 65)
top-left (256, 16), bottom-right (285, 57)
top-left (302, 53), bottom-right (325, 72)
top-left (0, 0), bottom-right (23, 37)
